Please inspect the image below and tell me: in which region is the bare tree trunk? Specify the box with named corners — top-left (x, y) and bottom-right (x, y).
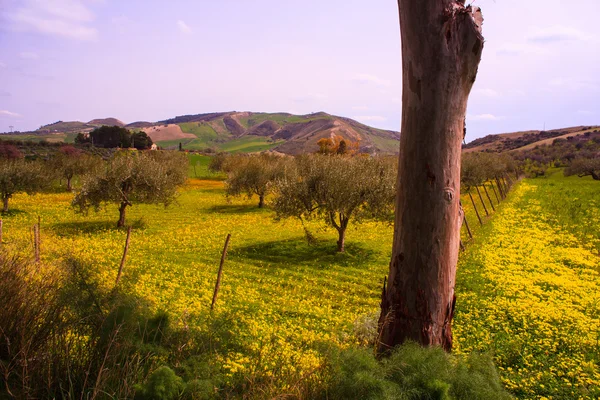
top-left (2, 196), bottom-right (9, 213)
top-left (258, 195), bottom-right (265, 208)
top-left (117, 202), bottom-right (128, 228)
top-left (378, 0), bottom-right (483, 353)
top-left (66, 177), bottom-right (73, 191)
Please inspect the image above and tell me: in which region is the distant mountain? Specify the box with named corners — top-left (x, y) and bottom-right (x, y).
top-left (32, 111), bottom-right (401, 154)
top-left (88, 118), bottom-right (125, 127)
top-left (463, 125), bottom-right (599, 153)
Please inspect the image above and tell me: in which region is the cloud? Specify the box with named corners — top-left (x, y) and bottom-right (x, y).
top-left (293, 93), bottom-right (327, 103)
top-left (352, 115), bottom-right (386, 123)
top-left (352, 73), bottom-right (391, 87)
top-left (548, 77), bottom-right (598, 90)
top-left (577, 110), bottom-right (594, 116)
top-left (177, 20), bottom-right (192, 34)
top-left (473, 88), bottom-right (499, 98)
top-left (467, 113), bottom-right (505, 122)
top-left (4, 0), bottom-right (98, 41)
top-left (496, 42), bottom-right (548, 56)
top-left (19, 51), bottom-right (39, 60)
top-left (527, 25), bottom-right (590, 43)
top-left (0, 110), bottom-right (22, 118)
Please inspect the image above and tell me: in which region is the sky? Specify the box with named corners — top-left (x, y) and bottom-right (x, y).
top-left (0, 0), bottom-right (598, 142)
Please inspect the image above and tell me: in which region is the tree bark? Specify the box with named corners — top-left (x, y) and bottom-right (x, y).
top-left (378, 0), bottom-right (483, 353)
top-left (117, 202), bottom-right (128, 228)
top-left (2, 196), bottom-right (8, 213)
top-left (258, 195), bottom-right (265, 208)
top-left (337, 227), bottom-right (346, 253)
top-left (66, 177), bottom-right (73, 191)
top-left (592, 171), bottom-right (600, 181)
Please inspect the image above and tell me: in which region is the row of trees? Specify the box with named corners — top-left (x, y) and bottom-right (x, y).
top-left (212, 153), bottom-right (397, 252)
top-left (75, 126), bottom-right (154, 150)
top-left (0, 147), bottom-right (188, 227)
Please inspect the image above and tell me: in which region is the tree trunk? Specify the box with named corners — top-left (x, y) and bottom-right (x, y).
top-left (66, 177), bottom-right (73, 191)
top-left (336, 227), bottom-right (346, 253)
top-left (378, 0), bottom-right (483, 353)
top-left (117, 202), bottom-right (128, 228)
top-left (258, 195), bottom-right (265, 208)
top-left (2, 196), bottom-right (8, 213)
top-left (592, 171), bottom-right (600, 181)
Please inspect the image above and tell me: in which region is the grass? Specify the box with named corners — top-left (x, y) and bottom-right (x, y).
top-left (1, 160), bottom-right (598, 398)
top-left (0, 133), bottom-right (70, 143)
top-left (218, 136), bottom-right (284, 153)
top-left (239, 113), bottom-right (332, 128)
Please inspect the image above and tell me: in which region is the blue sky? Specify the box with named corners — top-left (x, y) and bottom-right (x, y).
top-left (0, 0), bottom-right (598, 141)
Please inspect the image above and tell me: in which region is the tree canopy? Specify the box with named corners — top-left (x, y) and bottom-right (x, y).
top-left (222, 154), bottom-right (285, 208)
top-left (51, 146), bottom-right (101, 191)
top-left (565, 157), bottom-right (600, 180)
top-left (273, 154), bottom-right (396, 252)
top-left (0, 159), bottom-right (48, 212)
top-left (76, 126), bottom-right (153, 149)
top-left (72, 151), bottom-right (188, 227)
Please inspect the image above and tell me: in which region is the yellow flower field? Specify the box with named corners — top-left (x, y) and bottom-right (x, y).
top-left (3, 165), bottom-right (598, 398)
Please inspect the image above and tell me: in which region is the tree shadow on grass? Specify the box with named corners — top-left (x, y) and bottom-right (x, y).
top-left (207, 204), bottom-right (267, 215)
top-left (51, 218), bottom-right (146, 237)
top-left (230, 237), bottom-right (378, 269)
top-left (1, 209), bottom-right (28, 217)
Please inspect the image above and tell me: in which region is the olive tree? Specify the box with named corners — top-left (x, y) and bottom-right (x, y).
top-left (0, 159), bottom-right (48, 212)
top-left (72, 151), bottom-right (188, 227)
top-left (273, 154), bottom-right (396, 252)
top-left (224, 154), bottom-right (284, 208)
top-left (52, 146), bottom-right (100, 191)
top-left (565, 157), bottom-right (600, 181)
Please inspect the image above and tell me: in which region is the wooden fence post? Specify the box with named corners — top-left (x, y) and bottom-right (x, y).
top-left (468, 190), bottom-right (483, 226)
top-left (114, 226), bottom-right (132, 288)
top-left (482, 184), bottom-right (495, 212)
top-left (495, 177), bottom-right (505, 199)
top-left (211, 233), bottom-right (231, 311)
top-left (490, 181), bottom-right (500, 204)
top-left (463, 215), bottom-right (473, 239)
top-left (33, 224), bottom-right (40, 263)
top-left (0, 218), bottom-right (3, 244)
top-left (475, 186), bottom-right (489, 217)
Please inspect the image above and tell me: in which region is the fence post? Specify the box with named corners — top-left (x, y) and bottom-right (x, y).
top-left (475, 186), bottom-right (489, 217)
top-left (482, 184), bottom-right (495, 212)
top-left (468, 190), bottom-right (483, 226)
top-left (211, 234), bottom-right (232, 310)
top-left (115, 226), bottom-right (132, 288)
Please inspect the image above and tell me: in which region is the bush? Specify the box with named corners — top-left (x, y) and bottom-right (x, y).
top-left (323, 342), bottom-right (511, 400)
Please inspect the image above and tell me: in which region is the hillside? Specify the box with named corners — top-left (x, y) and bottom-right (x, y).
top-left (463, 125), bottom-right (599, 153)
top-left (151, 111), bottom-right (400, 154)
top-left (22, 111), bottom-right (401, 154)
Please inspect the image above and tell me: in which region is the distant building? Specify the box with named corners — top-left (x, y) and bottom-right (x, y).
top-left (151, 143), bottom-right (158, 150)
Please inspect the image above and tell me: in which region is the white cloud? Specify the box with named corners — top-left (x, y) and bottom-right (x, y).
top-left (577, 110), bottom-right (594, 116)
top-left (4, 0), bottom-right (98, 41)
top-left (548, 77), bottom-right (598, 90)
top-left (496, 42), bottom-right (548, 56)
top-left (19, 51), bottom-right (39, 60)
top-left (467, 113), bottom-right (505, 122)
top-left (473, 88), bottom-right (499, 97)
top-left (527, 25), bottom-right (590, 43)
top-left (352, 115), bottom-right (386, 123)
top-left (352, 73), bottom-right (391, 87)
top-left (0, 110), bottom-right (22, 118)
top-left (177, 20), bottom-right (192, 34)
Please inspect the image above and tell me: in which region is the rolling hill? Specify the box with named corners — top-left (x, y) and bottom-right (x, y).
top-left (25, 111), bottom-right (401, 154)
top-left (463, 125), bottom-right (599, 153)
